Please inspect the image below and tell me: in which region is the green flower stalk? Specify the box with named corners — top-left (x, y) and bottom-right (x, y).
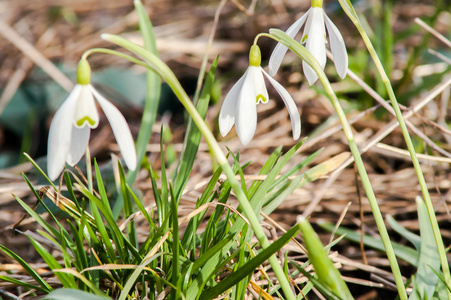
top-left (335, 0), bottom-right (451, 297)
top-left (267, 29), bottom-right (408, 299)
top-left (101, 33), bottom-right (297, 300)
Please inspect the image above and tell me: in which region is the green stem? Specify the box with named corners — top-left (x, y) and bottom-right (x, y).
top-left (268, 29), bottom-right (407, 300)
top-left (82, 48), bottom-right (150, 69)
top-left (127, 0), bottom-right (161, 187)
top-left (326, 88), bottom-right (408, 300)
top-left (101, 33), bottom-right (295, 300)
top-left (85, 147), bottom-right (93, 193)
top-left (351, 17), bottom-right (451, 298)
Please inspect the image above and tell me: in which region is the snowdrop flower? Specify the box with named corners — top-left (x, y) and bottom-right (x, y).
top-left (219, 45), bottom-right (301, 145)
top-left (269, 0), bottom-right (348, 85)
top-left (47, 59), bottom-right (137, 181)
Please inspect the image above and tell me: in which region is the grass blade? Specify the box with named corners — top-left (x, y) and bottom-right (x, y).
top-left (0, 245), bottom-right (52, 292)
top-left (200, 223), bottom-right (302, 300)
top-left (28, 236), bottom-right (77, 289)
top-left (42, 288), bottom-right (111, 300)
top-left (319, 221), bottom-right (419, 266)
top-left (410, 196), bottom-right (441, 300)
top-left (298, 217), bottom-right (353, 299)
top-left (173, 57), bottom-right (218, 200)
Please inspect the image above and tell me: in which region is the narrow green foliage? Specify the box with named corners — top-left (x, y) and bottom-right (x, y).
top-left (170, 184), bottom-right (180, 300)
top-left (28, 236), bottom-right (77, 289)
top-left (247, 145), bottom-right (282, 196)
top-left (90, 200), bottom-right (118, 265)
top-left (290, 260), bottom-right (342, 300)
top-left (410, 197), bottom-right (441, 300)
top-left (264, 151), bottom-right (350, 221)
top-left (319, 221), bottom-right (419, 266)
top-left (64, 172), bottom-right (82, 212)
top-left (249, 138), bottom-right (305, 213)
top-left (173, 57), bottom-right (219, 200)
top-left (0, 275), bottom-right (49, 294)
top-left (57, 229), bottom-right (74, 269)
top-left (102, 31), bottom-right (298, 298)
top-left (76, 185), bottom-right (132, 264)
top-left (125, 0), bottom-right (161, 187)
top-left (23, 152), bottom-right (57, 189)
top-left (193, 248), bottom-right (241, 300)
top-left (373, 1), bottom-right (393, 98)
top-left (269, 28), bottom-right (408, 299)
top-left (431, 268), bottom-right (451, 294)
top-left (336, 0), bottom-right (451, 294)
top-left (93, 160), bottom-right (113, 216)
top-left (128, 183), bottom-right (156, 230)
top-left (148, 163), bottom-right (163, 226)
top-left (232, 244), bottom-right (252, 299)
top-left (336, 0), bottom-right (359, 25)
top-left (13, 194), bottom-right (60, 238)
top-left (269, 147), bottom-right (320, 191)
top-left (160, 126), bottom-right (170, 215)
top-left (42, 288), bottom-right (111, 300)
top-left (200, 223), bottom-right (302, 300)
top-left (298, 217), bottom-right (353, 300)
top-left (387, 215), bottom-right (421, 251)
top-left (67, 220), bottom-right (89, 275)
top-left (0, 244), bottom-right (53, 292)
top-left (118, 162), bottom-right (138, 248)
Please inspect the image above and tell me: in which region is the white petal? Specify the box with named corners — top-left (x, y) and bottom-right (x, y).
top-left (324, 13), bottom-right (348, 79)
top-left (235, 68), bottom-right (259, 145)
top-left (47, 85), bottom-right (81, 181)
top-left (268, 9), bottom-right (311, 77)
top-left (303, 7), bottom-right (326, 85)
top-left (74, 85), bottom-right (99, 128)
top-left (219, 70), bottom-right (247, 137)
top-left (90, 86), bottom-right (137, 171)
top-left (66, 126), bottom-right (90, 166)
top-left (251, 66), bottom-right (268, 104)
top-left (262, 69), bottom-right (301, 139)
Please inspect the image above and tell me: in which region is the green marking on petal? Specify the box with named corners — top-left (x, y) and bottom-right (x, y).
top-left (256, 94), bottom-right (267, 104)
top-left (301, 34), bottom-right (308, 43)
top-left (76, 116), bottom-right (96, 127)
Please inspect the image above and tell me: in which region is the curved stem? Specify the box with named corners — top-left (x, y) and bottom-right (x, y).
top-left (352, 17), bottom-right (451, 298)
top-left (268, 29), bottom-right (408, 300)
top-left (101, 33), bottom-right (296, 300)
top-left (82, 48), bottom-right (150, 69)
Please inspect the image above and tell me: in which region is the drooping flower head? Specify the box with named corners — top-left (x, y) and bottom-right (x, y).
top-left (269, 0), bottom-right (348, 85)
top-left (47, 59), bottom-right (137, 181)
top-left (219, 45), bottom-right (301, 145)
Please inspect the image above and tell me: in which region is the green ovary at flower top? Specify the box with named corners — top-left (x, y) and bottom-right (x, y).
top-left (47, 58), bottom-right (137, 181)
top-left (269, 0), bottom-right (348, 85)
top-left (219, 44), bottom-right (301, 145)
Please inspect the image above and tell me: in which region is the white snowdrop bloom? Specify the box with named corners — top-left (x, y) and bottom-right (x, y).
top-left (269, 3), bottom-right (348, 85)
top-left (219, 45), bottom-right (301, 145)
top-left (47, 59), bottom-right (137, 181)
